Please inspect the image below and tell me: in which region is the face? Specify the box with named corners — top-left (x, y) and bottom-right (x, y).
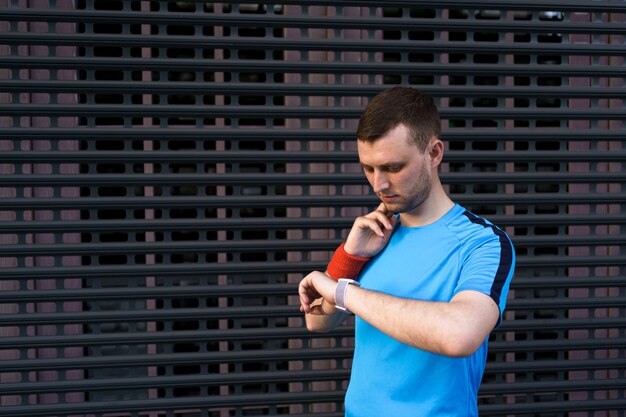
top-left (357, 124), bottom-right (434, 215)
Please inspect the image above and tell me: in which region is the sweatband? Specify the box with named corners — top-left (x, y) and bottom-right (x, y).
top-left (326, 243), bottom-right (370, 281)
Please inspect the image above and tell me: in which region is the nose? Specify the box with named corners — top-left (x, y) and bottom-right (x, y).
top-left (372, 170), bottom-right (390, 193)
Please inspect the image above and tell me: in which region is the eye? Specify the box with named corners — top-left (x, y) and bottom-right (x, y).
top-left (385, 164), bottom-right (403, 173)
top-left (362, 165), bottom-right (374, 173)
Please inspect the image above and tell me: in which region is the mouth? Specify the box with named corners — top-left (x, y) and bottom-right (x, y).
top-left (380, 194), bottom-right (399, 203)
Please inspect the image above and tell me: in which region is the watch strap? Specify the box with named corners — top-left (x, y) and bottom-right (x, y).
top-left (334, 278), bottom-right (360, 314)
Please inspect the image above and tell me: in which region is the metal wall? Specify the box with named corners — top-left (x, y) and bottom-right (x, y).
top-left (0, 1), bottom-right (624, 416)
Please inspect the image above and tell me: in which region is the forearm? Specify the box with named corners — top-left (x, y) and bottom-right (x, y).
top-left (344, 285), bottom-right (499, 357)
top-left (304, 299), bottom-right (348, 332)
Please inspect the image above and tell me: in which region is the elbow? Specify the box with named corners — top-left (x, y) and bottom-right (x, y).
top-left (440, 343), bottom-right (477, 358)
top-left (438, 330), bottom-right (485, 358)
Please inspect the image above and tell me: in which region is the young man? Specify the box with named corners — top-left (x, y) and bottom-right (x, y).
top-left (298, 87), bottom-right (515, 416)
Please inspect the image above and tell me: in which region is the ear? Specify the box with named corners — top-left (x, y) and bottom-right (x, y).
top-left (428, 138), bottom-right (444, 168)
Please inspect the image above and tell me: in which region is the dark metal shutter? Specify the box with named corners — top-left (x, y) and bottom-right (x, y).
top-left (0, 1), bottom-right (624, 416)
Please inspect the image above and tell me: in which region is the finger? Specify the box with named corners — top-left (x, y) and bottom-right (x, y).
top-left (299, 295), bottom-right (310, 313)
top-left (374, 202), bottom-right (394, 217)
top-left (357, 217), bottom-right (386, 238)
top-left (375, 202), bottom-right (387, 213)
top-left (308, 304), bottom-right (323, 315)
top-left (320, 299), bottom-right (339, 315)
top-left (367, 210), bottom-right (394, 232)
top-left (300, 290), bottom-right (316, 308)
top-left (309, 302), bottom-right (336, 316)
top-left (298, 287), bottom-right (312, 312)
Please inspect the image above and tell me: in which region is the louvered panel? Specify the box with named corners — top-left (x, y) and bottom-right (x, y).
top-left (0, 1), bottom-right (624, 416)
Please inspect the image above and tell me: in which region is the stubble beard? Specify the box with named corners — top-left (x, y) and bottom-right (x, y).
top-left (380, 164), bottom-right (432, 214)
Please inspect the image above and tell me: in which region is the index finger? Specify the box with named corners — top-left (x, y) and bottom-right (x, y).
top-left (367, 207), bottom-right (394, 231)
top-left (375, 203), bottom-right (394, 219)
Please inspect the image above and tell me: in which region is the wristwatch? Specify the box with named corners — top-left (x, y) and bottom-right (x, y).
top-left (334, 278), bottom-right (361, 314)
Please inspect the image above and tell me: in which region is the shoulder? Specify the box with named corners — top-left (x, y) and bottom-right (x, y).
top-left (444, 207), bottom-right (514, 260)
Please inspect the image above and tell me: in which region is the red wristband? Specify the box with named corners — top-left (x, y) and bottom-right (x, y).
top-left (326, 243), bottom-right (371, 281)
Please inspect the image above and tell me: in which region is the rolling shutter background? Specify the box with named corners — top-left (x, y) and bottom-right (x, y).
top-left (0, 1), bottom-right (624, 416)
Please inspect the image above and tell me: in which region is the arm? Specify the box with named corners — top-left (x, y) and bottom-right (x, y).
top-left (299, 271), bottom-right (499, 357)
top-left (345, 285), bottom-right (499, 357)
top-left (299, 203), bottom-right (397, 332)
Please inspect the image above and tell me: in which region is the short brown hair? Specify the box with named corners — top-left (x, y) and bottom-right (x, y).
top-left (356, 87), bottom-right (441, 152)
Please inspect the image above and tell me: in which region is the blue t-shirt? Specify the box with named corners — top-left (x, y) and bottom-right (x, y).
top-left (344, 204), bottom-right (515, 417)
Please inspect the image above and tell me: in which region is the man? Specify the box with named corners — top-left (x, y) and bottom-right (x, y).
top-left (298, 87), bottom-right (515, 416)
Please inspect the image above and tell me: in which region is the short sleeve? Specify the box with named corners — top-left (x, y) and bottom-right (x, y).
top-left (455, 227), bottom-right (515, 327)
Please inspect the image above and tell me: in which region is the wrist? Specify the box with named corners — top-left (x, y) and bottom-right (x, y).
top-left (327, 243), bottom-right (371, 281)
top-left (334, 278), bottom-right (360, 314)
top-left (342, 242), bottom-right (370, 259)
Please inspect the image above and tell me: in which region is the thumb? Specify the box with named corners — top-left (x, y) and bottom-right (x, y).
top-left (309, 299), bottom-right (338, 316)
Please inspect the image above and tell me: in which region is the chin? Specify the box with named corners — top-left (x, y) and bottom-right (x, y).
top-left (383, 202), bottom-right (405, 214)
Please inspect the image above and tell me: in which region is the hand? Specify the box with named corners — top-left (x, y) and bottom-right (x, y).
top-left (344, 203), bottom-right (398, 258)
top-left (298, 271), bottom-right (338, 315)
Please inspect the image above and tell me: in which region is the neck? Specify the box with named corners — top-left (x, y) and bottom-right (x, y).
top-left (399, 182), bottom-right (455, 227)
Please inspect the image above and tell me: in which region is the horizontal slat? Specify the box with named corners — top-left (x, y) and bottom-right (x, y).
top-left (1, 347), bottom-right (620, 375)
top-left (499, 312), bottom-right (626, 325)
top-left (0, 284), bottom-right (297, 303)
top-left (0, 240), bottom-right (334, 256)
top-left (480, 399), bottom-right (626, 415)
top-left (210, 0), bottom-right (626, 12)
top-left (1, 306), bottom-right (624, 326)
top-left (1, 172), bottom-right (624, 187)
top-left (0, 213), bottom-right (624, 234)
top-left (1, 347), bottom-right (621, 378)
top-left (0, 327), bottom-right (351, 349)
top-left (0, 150), bottom-right (624, 163)
top-left (511, 234), bottom-right (626, 246)
top-left (222, 0), bottom-right (626, 12)
top-left (3, 104), bottom-right (624, 120)
top-left (0, 193), bottom-right (623, 210)
top-left (2, 369), bottom-right (624, 397)
top-left (0, 369), bottom-right (351, 396)
top-left (3, 56), bottom-right (624, 76)
top-left (508, 275), bottom-right (626, 289)
top-left (0, 394), bottom-right (623, 417)
top-left (1, 234), bottom-right (624, 257)
top-left (486, 357), bottom-right (626, 374)
top-left (1, 261), bottom-right (325, 280)
top-left (0, 218), bottom-right (354, 232)
top-left (2, 33), bottom-right (623, 56)
top-left (0, 275), bottom-right (623, 304)
top-left (0, 391), bottom-right (346, 417)
top-left (0, 254), bottom-right (623, 281)
top-left (0, 393), bottom-right (623, 417)
top-left (0, 328), bottom-right (623, 353)
top-left (3, 81), bottom-right (626, 98)
top-left (1, 5), bottom-right (625, 29)
top-left (1, 127), bottom-right (622, 142)
top-left (0, 347), bottom-right (355, 372)
top-left (0, 305), bottom-right (301, 325)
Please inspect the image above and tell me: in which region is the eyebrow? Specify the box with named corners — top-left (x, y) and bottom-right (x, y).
top-left (360, 162), bottom-right (405, 170)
